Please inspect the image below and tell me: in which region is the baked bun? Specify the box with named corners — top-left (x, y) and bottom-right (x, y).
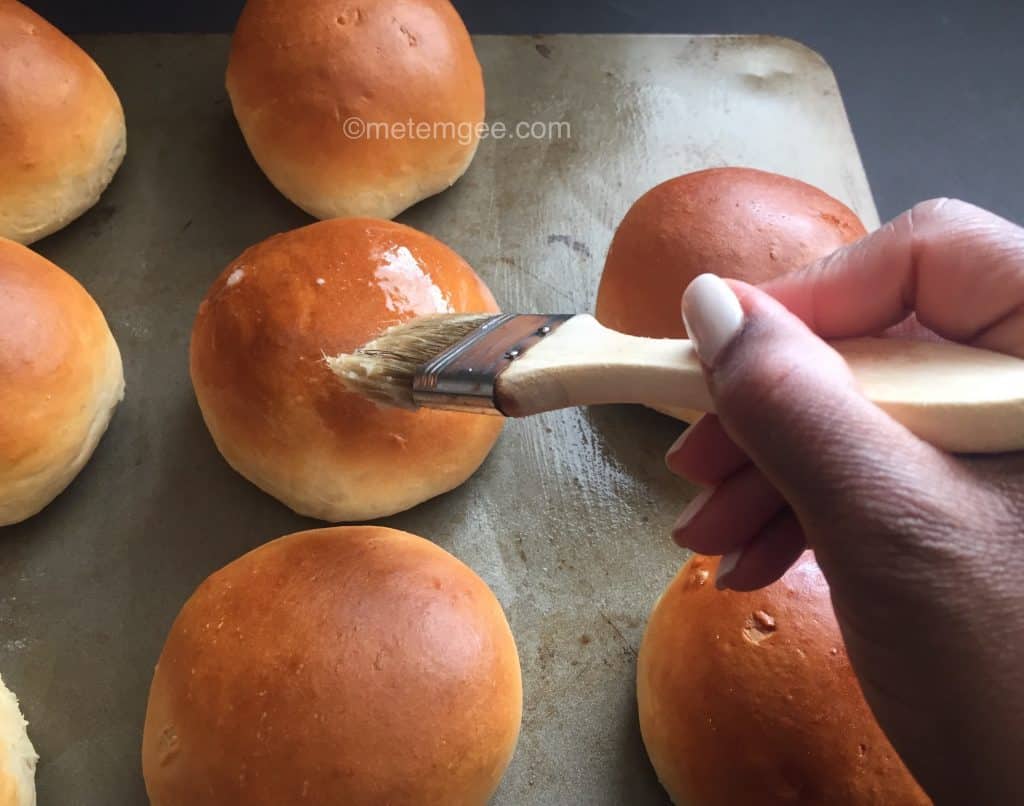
top-left (143, 526), bottom-right (522, 806)
top-left (227, 0), bottom-right (484, 220)
top-left (0, 238), bottom-right (124, 526)
top-left (637, 553), bottom-right (928, 805)
top-left (596, 168), bottom-right (866, 420)
top-left (0, 1), bottom-right (126, 245)
top-left (190, 217), bottom-right (503, 521)
top-left (0, 673), bottom-right (37, 806)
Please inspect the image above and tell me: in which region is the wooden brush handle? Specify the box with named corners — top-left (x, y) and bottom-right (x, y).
top-left (497, 315), bottom-right (1024, 454)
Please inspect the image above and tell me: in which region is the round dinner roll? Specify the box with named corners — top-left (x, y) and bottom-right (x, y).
top-left (595, 168), bottom-right (866, 420)
top-left (142, 526), bottom-right (522, 806)
top-left (227, 0), bottom-right (485, 220)
top-left (0, 673), bottom-right (37, 806)
top-left (0, 1), bottom-right (126, 245)
top-left (0, 239), bottom-right (124, 526)
top-left (637, 553), bottom-right (928, 805)
top-left (190, 217), bottom-right (503, 521)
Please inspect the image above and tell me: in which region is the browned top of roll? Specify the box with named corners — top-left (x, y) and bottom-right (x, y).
top-left (596, 167), bottom-right (867, 339)
top-left (637, 553), bottom-right (929, 805)
top-left (226, 0), bottom-right (484, 220)
top-left (142, 526), bottom-right (522, 805)
top-left (0, 237), bottom-right (123, 525)
top-left (0, 1), bottom-right (126, 244)
top-left (189, 217), bottom-right (503, 521)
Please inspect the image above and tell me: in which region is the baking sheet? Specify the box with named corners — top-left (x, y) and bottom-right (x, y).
top-left (0, 34), bottom-right (878, 805)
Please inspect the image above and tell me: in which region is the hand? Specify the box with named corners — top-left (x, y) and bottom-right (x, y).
top-left (665, 199), bottom-right (1024, 803)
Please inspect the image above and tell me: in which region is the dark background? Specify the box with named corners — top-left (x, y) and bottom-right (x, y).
top-left (31, 0), bottom-right (1024, 227)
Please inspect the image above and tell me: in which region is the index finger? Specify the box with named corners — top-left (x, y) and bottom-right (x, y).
top-left (763, 198), bottom-right (1024, 358)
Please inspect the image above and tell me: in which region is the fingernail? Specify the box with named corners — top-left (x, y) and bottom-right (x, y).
top-left (682, 274), bottom-right (745, 366)
top-left (672, 488), bottom-right (713, 536)
top-left (665, 426), bottom-right (694, 462)
top-left (715, 549), bottom-right (743, 589)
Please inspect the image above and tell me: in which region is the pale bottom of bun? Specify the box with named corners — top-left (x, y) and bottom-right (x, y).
top-left (200, 415), bottom-right (501, 522)
top-left (0, 674), bottom-right (37, 806)
top-left (242, 130), bottom-right (482, 221)
top-left (0, 334), bottom-right (124, 526)
top-left (221, 452), bottom-right (494, 522)
top-left (0, 116), bottom-right (126, 246)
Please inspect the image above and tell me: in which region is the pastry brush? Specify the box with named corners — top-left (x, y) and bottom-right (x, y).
top-left (325, 312), bottom-right (1024, 454)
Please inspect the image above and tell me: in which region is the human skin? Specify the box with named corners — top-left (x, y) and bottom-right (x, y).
top-left (666, 199), bottom-right (1024, 804)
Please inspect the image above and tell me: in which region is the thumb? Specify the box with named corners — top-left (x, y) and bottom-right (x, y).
top-left (682, 274), bottom-right (947, 542)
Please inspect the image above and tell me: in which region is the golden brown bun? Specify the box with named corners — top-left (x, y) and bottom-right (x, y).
top-left (189, 217), bottom-right (503, 521)
top-left (227, 0), bottom-right (484, 220)
top-left (0, 673), bottom-right (37, 806)
top-left (596, 168), bottom-right (866, 420)
top-left (0, 1), bottom-right (126, 245)
top-left (596, 168), bottom-right (867, 339)
top-left (0, 238), bottom-right (124, 526)
top-left (637, 554), bottom-right (929, 805)
top-left (142, 526), bottom-right (522, 806)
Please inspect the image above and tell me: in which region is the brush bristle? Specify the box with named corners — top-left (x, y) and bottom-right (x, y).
top-left (325, 313), bottom-right (497, 408)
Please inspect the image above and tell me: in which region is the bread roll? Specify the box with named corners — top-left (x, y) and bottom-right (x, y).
top-left (0, 1), bottom-right (126, 245)
top-left (0, 673), bottom-right (37, 806)
top-left (189, 217), bottom-right (503, 521)
top-left (637, 553), bottom-right (929, 805)
top-left (226, 0), bottom-right (484, 220)
top-left (142, 526), bottom-right (522, 806)
top-left (0, 238), bottom-right (124, 526)
top-left (595, 168), bottom-right (866, 420)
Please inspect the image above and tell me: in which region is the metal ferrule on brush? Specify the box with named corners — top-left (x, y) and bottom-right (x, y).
top-left (412, 314), bottom-right (574, 413)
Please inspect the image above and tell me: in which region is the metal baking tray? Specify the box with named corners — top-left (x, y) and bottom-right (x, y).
top-left (0, 33), bottom-right (878, 805)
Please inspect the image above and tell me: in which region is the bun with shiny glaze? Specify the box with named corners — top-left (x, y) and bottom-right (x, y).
top-left (189, 217), bottom-right (503, 521)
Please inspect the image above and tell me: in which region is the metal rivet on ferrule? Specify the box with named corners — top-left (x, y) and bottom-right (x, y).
top-left (537, 325), bottom-right (551, 336)
top-left (504, 349), bottom-right (521, 360)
